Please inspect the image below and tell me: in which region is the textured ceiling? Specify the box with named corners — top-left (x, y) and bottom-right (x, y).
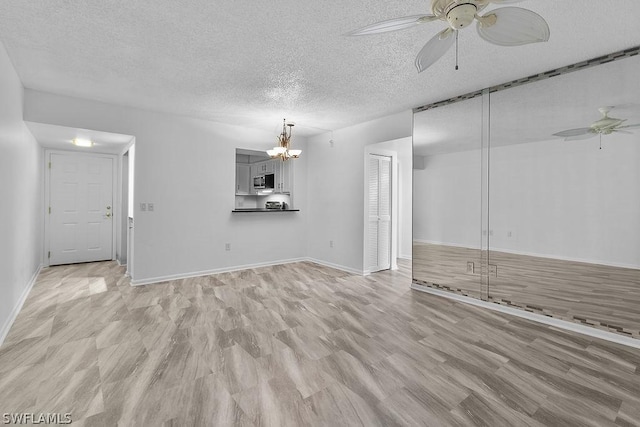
top-left (1, 1), bottom-right (640, 135)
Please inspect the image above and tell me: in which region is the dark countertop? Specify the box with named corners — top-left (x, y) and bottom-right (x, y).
top-left (232, 208), bottom-right (300, 213)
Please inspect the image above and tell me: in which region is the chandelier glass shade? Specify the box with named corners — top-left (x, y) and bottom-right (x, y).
top-left (267, 119), bottom-right (301, 160)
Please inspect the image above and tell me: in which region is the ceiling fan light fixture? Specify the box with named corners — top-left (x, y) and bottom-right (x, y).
top-left (445, 3), bottom-right (477, 29)
top-left (347, 0), bottom-right (550, 72)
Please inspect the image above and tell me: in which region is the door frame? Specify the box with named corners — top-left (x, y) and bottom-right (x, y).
top-left (363, 147), bottom-right (399, 275)
top-left (43, 149), bottom-right (119, 266)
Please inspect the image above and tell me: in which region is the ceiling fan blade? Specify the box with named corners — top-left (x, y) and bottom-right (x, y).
top-left (553, 128), bottom-right (593, 138)
top-left (613, 130), bottom-right (633, 135)
top-left (415, 28), bottom-right (455, 73)
top-left (564, 133), bottom-right (598, 141)
top-left (345, 15), bottom-right (438, 36)
top-left (619, 123), bottom-right (640, 130)
top-left (476, 7), bottom-right (550, 46)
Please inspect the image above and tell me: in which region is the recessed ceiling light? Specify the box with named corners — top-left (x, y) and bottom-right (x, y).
top-left (72, 138), bottom-right (93, 147)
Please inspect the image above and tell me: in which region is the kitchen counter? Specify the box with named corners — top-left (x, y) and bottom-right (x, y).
top-left (232, 208), bottom-right (300, 213)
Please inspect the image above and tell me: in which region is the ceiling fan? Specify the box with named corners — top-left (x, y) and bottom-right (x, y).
top-left (345, 0), bottom-right (550, 73)
top-left (553, 107), bottom-right (640, 147)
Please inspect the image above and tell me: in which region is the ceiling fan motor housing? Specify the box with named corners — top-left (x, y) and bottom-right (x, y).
top-left (446, 3), bottom-right (478, 29)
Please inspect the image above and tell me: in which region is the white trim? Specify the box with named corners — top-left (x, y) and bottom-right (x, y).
top-left (130, 257), bottom-right (364, 286)
top-left (413, 239), bottom-right (480, 250)
top-left (306, 258), bottom-right (364, 276)
top-left (411, 283), bottom-right (640, 350)
top-left (0, 264), bottom-right (43, 346)
top-left (117, 260), bottom-right (127, 267)
top-left (131, 257), bottom-right (308, 286)
top-left (399, 254), bottom-right (412, 260)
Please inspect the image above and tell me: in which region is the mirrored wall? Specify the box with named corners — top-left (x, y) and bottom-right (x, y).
top-left (413, 49), bottom-right (640, 339)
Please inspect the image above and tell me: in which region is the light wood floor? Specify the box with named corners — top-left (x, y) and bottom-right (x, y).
top-left (413, 243), bottom-right (640, 339)
top-left (1, 260), bottom-right (640, 426)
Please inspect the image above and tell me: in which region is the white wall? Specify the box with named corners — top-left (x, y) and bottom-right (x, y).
top-left (413, 150), bottom-right (481, 249)
top-left (490, 137), bottom-right (640, 268)
top-left (414, 136), bottom-right (640, 268)
top-left (0, 42), bottom-right (43, 343)
top-left (24, 90), bottom-right (308, 284)
top-left (306, 111), bottom-right (412, 273)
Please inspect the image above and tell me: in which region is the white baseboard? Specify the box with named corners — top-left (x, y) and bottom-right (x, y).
top-left (130, 257), bottom-right (309, 286)
top-left (411, 283), bottom-right (640, 350)
top-left (398, 254), bottom-right (412, 261)
top-left (117, 259), bottom-right (127, 267)
top-left (414, 239), bottom-right (480, 250)
top-left (0, 264), bottom-right (43, 347)
top-left (130, 257), bottom-right (364, 286)
top-left (305, 258), bottom-right (363, 275)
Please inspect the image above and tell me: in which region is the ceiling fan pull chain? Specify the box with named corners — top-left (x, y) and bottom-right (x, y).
top-left (599, 133), bottom-right (602, 150)
top-left (455, 30), bottom-right (459, 70)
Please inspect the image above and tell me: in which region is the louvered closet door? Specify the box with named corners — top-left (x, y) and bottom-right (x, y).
top-left (368, 155), bottom-right (392, 272)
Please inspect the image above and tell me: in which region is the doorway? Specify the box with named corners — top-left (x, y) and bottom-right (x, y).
top-left (46, 151), bottom-right (116, 265)
top-left (367, 154), bottom-right (392, 273)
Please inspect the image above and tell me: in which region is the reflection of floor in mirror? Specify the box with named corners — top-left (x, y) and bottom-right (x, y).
top-left (413, 243), bottom-right (484, 298)
top-left (412, 242), bottom-right (640, 339)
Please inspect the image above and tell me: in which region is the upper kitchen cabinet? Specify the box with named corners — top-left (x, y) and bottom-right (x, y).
top-left (275, 160), bottom-right (291, 193)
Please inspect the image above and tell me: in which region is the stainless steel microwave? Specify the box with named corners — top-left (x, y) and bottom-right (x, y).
top-left (253, 173), bottom-right (274, 189)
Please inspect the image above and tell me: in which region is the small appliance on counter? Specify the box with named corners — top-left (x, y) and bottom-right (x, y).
top-left (265, 201), bottom-right (286, 210)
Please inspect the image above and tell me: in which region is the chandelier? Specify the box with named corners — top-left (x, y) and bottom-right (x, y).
top-left (267, 119), bottom-right (301, 160)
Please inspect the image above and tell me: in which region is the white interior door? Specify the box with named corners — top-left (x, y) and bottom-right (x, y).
top-left (49, 152), bottom-right (114, 265)
top-left (368, 154), bottom-right (392, 272)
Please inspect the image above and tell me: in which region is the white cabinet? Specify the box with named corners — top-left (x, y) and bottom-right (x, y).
top-left (236, 163), bottom-right (250, 195)
top-left (248, 164), bottom-right (257, 195)
top-left (266, 160), bottom-right (276, 174)
top-left (254, 160), bottom-right (276, 174)
top-left (274, 160), bottom-right (292, 193)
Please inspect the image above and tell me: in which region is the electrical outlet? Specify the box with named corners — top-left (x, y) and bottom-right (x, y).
top-left (466, 261), bottom-right (474, 274)
top-left (329, 240), bottom-right (334, 248)
top-left (507, 231), bottom-right (513, 238)
top-left (225, 243), bottom-right (231, 251)
top-left (489, 264), bottom-right (498, 277)
top-left (148, 203), bottom-right (154, 212)
top-left (140, 203), bottom-right (147, 211)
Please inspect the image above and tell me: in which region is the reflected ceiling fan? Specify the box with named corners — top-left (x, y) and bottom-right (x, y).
top-left (553, 106), bottom-right (640, 148)
top-left (345, 0), bottom-right (550, 73)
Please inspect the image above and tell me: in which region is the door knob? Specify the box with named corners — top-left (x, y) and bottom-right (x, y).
top-left (105, 212), bottom-right (112, 218)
